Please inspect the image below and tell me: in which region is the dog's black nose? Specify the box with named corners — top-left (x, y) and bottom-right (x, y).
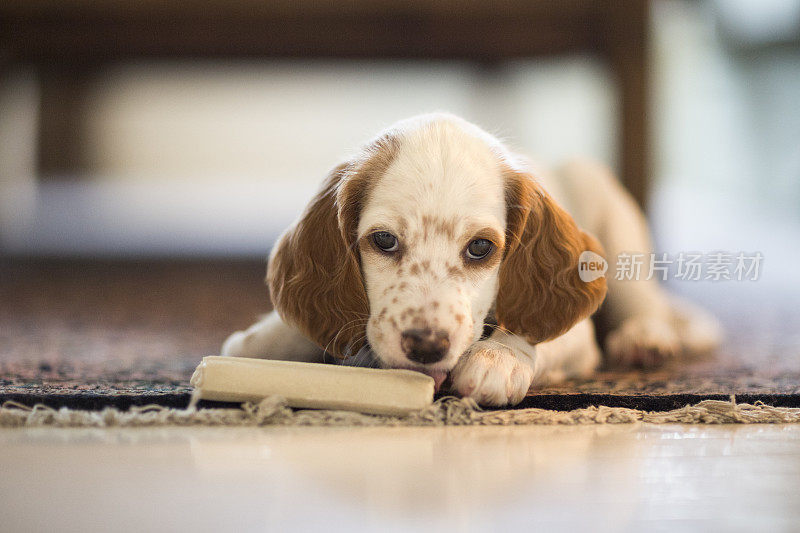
top-left (401, 328), bottom-right (450, 364)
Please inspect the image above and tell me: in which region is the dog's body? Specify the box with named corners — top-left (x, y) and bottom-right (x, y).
top-left (223, 114), bottom-right (721, 406)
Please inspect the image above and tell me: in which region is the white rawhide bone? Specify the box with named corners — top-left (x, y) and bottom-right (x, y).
top-left (190, 356), bottom-right (434, 416)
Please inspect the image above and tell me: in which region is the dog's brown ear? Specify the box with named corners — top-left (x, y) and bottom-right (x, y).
top-left (267, 135), bottom-right (399, 358)
top-left (267, 163), bottom-right (367, 358)
top-left (496, 169), bottom-right (607, 344)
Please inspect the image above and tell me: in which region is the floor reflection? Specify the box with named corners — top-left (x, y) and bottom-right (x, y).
top-left (1, 423), bottom-right (798, 532)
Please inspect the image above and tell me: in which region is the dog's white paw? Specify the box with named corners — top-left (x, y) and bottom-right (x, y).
top-left (450, 340), bottom-right (535, 406)
top-left (605, 316), bottom-right (680, 368)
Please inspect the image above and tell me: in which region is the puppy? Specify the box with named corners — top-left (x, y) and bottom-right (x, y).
top-left (223, 114), bottom-right (721, 406)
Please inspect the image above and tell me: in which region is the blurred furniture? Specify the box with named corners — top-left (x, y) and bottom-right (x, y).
top-left (0, 0), bottom-right (651, 208)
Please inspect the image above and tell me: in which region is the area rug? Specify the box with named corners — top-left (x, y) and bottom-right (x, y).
top-left (2, 259), bottom-right (799, 413)
top-left (2, 396), bottom-right (800, 428)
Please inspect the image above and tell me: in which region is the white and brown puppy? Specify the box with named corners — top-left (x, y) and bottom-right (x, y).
top-left (223, 114), bottom-right (720, 406)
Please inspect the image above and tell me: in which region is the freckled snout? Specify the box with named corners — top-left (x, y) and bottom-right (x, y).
top-left (400, 328), bottom-right (450, 364)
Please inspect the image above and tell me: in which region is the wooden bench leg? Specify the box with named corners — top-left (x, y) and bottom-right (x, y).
top-left (606, 0), bottom-right (650, 212)
top-left (37, 67), bottom-right (90, 179)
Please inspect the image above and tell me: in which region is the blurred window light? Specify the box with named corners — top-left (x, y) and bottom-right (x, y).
top-left (714, 0), bottom-right (800, 47)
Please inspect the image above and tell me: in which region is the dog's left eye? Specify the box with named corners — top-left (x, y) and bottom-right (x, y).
top-left (466, 239), bottom-right (494, 260)
top-left (372, 231), bottom-right (399, 253)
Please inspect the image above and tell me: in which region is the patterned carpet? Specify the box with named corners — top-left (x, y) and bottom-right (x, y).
top-left (1, 258), bottom-right (798, 411)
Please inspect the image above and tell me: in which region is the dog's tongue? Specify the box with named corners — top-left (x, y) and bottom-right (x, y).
top-left (419, 369), bottom-right (448, 393)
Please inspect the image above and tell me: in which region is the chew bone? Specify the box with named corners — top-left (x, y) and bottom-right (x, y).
top-left (190, 356), bottom-right (434, 416)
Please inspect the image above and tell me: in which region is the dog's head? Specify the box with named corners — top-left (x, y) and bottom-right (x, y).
top-left (268, 114), bottom-right (606, 381)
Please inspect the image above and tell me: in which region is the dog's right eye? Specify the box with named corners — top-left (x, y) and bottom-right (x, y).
top-left (372, 231), bottom-right (399, 253)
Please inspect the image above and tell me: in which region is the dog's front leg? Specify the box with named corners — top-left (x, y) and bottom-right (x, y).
top-left (450, 330), bottom-right (539, 406)
top-left (221, 310), bottom-right (325, 363)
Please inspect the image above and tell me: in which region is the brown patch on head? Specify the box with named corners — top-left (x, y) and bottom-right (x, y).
top-left (447, 264), bottom-right (465, 280)
top-left (267, 131), bottom-right (401, 359)
top-left (419, 215), bottom-right (457, 241)
top-left (420, 260), bottom-right (430, 271)
top-left (408, 263), bottom-right (420, 276)
top-left (432, 301), bottom-right (440, 310)
top-left (398, 282), bottom-right (408, 291)
top-left (435, 217), bottom-right (457, 239)
top-left (455, 313), bottom-right (465, 324)
top-left (420, 215), bottom-right (432, 241)
top-left (418, 216), bottom-right (453, 242)
top-left (494, 164), bottom-right (607, 344)
top-left (392, 296), bottom-right (398, 304)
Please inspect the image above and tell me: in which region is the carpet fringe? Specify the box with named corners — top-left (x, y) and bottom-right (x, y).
top-left (1, 396), bottom-right (799, 428)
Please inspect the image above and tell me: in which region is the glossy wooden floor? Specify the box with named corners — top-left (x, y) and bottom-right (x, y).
top-left (1, 423), bottom-right (798, 532)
